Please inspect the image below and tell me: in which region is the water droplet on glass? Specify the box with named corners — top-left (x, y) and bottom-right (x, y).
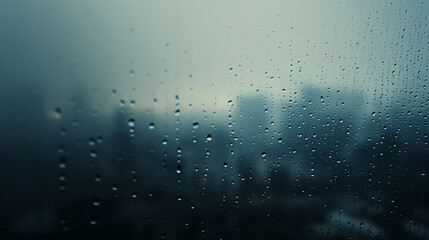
top-left (94, 174), bottom-right (101, 182)
top-left (92, 198), bottom-right (101, 206)
top-left (90, 150), bottom-right (98, 158)
top-left (206, 134), bottom-right (212, 141)
top-left (128, 118), bottom-right (135, 127)
top-left (90, 216), bottom-right (98, 225)
top-left (54, 107), bottom-right (62, 119)
top-left (88, 138), bottom-right (96, 146)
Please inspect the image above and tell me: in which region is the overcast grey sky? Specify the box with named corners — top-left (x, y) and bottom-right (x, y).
top-left (1, 0), bottom-right (427, 117)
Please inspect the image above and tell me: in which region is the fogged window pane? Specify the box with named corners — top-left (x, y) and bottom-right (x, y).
top-left (1, 1), bottom-right (428, 239)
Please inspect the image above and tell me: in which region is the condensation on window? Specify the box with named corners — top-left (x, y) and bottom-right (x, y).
top-left (0, 1), bottom-right (428, 239)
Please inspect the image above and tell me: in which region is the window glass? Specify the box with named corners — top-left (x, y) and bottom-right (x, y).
top-left (1, 1), bottom-right (428, 239)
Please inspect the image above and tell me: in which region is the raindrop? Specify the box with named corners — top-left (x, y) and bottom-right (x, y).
top-left (128, 118), bottom-right (135, 127)
top-left (54, 107), bottom-right (62, 119)
top-left (90, 216), bottom-right (98, 225)
top-left (92, 198), bottom-right (101, 206)
top-left (94, 174), bottom-right (101, 182)
top-left (88, 138), bottom-right (96, 146)
top-left (90, 150), bottom-right (98, 158)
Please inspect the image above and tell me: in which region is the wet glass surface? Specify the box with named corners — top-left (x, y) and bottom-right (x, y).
top-left (0, 1), bottom-right (428, 239)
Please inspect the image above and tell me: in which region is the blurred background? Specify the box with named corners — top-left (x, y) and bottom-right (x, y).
top-left (0, 0), bottom-right (428, 239)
